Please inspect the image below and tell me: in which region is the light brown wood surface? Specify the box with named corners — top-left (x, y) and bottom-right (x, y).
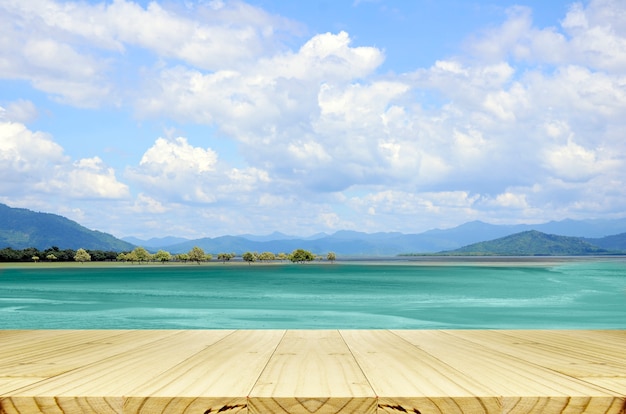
top-left (248, 330), bottom-right (376, 414)
top-left (0, 330), bottom-right (624, 414)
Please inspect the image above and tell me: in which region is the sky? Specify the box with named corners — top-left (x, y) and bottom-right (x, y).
top-left (1, 0), bottom-right (626, 240)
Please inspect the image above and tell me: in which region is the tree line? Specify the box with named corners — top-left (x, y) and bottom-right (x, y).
top-left (0, 245), bottom-right (337, 264)
top-left (0, 246), bottom-right (118, 262)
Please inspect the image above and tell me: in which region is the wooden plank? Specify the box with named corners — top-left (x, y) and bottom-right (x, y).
top-left (0, 379), bottom-right (45, 395)
top-left (0, 395), bottom-right (122, 414)
top-left (0, 331), bottom-right (146, 395)
top-left (124, 330), bottom-right (286, 414)
top-left (339, 330), bottom-right (501, 414)
top-left (0, 331), bottom-right (121, 361)
top-left (1, 330), bottom-right (233, 414)
top-left (1, 330), bottom-right (625, 414)
top-left (502, 330), bottom-right (626, 363)
top-left (393, 330), bottom-right (625, 414)
top-left (248, 330), bottom-right (377, 414)
top-left (0, 331), bottom-right (180, 382)
top-left (445, 330), bottom-right (626, 378)
top-left (582, 378), bottom-right (626, 396)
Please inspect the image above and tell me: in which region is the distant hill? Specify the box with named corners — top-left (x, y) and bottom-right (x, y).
top-left (4, 201), bottom-right (626, 255)
top-left (444, 230), bottom-right (610, 256)
top-left (159, 220), bottom-right (626, 255)
top-left (122, 236), bottom-right (190, 249)
top-left (585, 233), bottom-right (626, 251)
top-left (0, 203), bottom-right (135, 251)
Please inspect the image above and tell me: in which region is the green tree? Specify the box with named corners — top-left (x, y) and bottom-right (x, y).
top-left (74, 248), bottom-right (91, 263)
top-left (218, 252), bottom-right (235, 263)
top-left (46, 253), bottom-right (57, 261)
top-left (131, 247), bottom-right (152, 263)
top-left (258, 251), bottom-right (276, 261)
top-left (188, 246), bottom-right (206, 264)
top-left (32, 256), bottom-right (40, 263)
top-left (327, 252), bottom-right (336, 263)
top-left (176, 253), bottom-right (190, 263)
top-left (289, 249), bottom-right (315, 263)
top-left (154, 250), bottom-right (172, 263)
top-left (126, 250), bottom-right (139, 263)
top-left (242, 251), bottom-right (258, 264)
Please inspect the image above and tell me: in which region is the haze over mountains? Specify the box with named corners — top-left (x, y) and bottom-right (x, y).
top-left (128, 221), bottom-right (626, 256)
top-left (2, 203), bottom-right (626, 255)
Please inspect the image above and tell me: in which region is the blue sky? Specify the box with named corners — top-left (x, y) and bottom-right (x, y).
top-left (2, 0), bottom-right (625, 240)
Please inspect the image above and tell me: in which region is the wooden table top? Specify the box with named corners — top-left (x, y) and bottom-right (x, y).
top-left (1, 330), bottom-right (625, 413)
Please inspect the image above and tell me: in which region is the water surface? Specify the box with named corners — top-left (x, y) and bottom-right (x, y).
top-left (1, 258), bottom-right (625, 329)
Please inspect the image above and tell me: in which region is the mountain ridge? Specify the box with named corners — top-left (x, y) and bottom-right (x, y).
top-left (3, 203), bottom-right (626, 255)
top-left (443, 230), bottom-right (613, 256)
top-left (0, 203), bottom-right (134, 251)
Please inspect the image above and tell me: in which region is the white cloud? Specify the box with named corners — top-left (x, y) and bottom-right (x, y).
top-left (543, 139), bottom-right (618, 182)
top-left (128, 136), bottom-right (273, 204)
top-left (488, 192), bottom-right (529, 209)
top-left (0, 119), bottom-right (129, 199)
top-left (52, 157), bottom-right (130, 198)
top-left (131, 193), bottom-right (169, 214)
top-left (139, 137), bottom-right (218, 174)
top-left (468, 1), bottom-right (626, 72)
top-left (3, 0), bottom-right (626, 238)
top-left (0, 0), bottom-right (300, 106)
top-left (0, 121), bottom-right (67, 184)
top-left (0, 100), bottom-right (38, 123)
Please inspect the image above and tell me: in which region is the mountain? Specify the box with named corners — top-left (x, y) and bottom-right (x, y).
top-left (586, 232), bottom-right (626, 251)
top-left (4, 201), bottom-right (626, 255)
top-left (0, 203), bottom-right (135, 251)
top-left (164, 235), bottom-right (387, 256)
top-left (236, 231), bottom-right (297, 242)
top-left (122, 236), bottom-right (190, 249)
top-left (160, 219), bottom-right (626, 255)
top-left (444, 230), bottom-right (610, 256)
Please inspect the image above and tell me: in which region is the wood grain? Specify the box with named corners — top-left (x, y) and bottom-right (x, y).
top-left (125, 330), bottom-right (285, 414)
top-left (340, 330), bottom-right (502, 414)
top-left (249, 330), bottom-right (376, 414)
top-left (1, 330), bottom-right (625, 414)
top-left (392, 330), bottom-right (625, 414)
top-left (1, 331), bottom-right (233, 414)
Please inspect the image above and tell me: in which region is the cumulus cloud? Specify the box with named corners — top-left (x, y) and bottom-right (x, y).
top-left (0, 117), bottom-right (128, 199)
top-left (0, 0), bottom-right (299, 106)
top-left (127, 136), bottom-right (272, 204)
top-left (468, 0), bottom-right (626, 72)
top-left (126, 0), bottom-right (626, 233)
top-left (3, 0), bottom-right (626, 237)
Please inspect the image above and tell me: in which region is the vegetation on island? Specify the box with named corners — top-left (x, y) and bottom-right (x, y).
top-left (0, 246), bottom-right (119, 262)
top-left (0, 245), bottom-right (337, 264)
top-left (74, 248), bottom-right (91, 262)
top-left (433, 230), bottom-right (612, 256)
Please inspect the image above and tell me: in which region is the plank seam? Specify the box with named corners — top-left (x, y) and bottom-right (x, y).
top-left (387, 329), bottom-right (482, 396)
top-left (441, 330), bottom-right (626, 396)
top-left (337, 329), bottom-right (378, 400)
top-left (245, 329), bottom-right (287, 399)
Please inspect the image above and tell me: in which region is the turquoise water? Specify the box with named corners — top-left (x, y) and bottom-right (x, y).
top-left (1, 259), bottom-right (625, 329)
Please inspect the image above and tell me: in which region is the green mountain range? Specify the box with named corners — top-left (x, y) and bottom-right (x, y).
top-left (2, 203), bottom-right (626, 255)
top-left (444, 230), bottom-right (617, 256)
top-left (0, 203), bottom-right (134, 251)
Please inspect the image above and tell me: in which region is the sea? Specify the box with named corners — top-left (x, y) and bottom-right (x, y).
top-left (1, 257), bottom-right (625, 329)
